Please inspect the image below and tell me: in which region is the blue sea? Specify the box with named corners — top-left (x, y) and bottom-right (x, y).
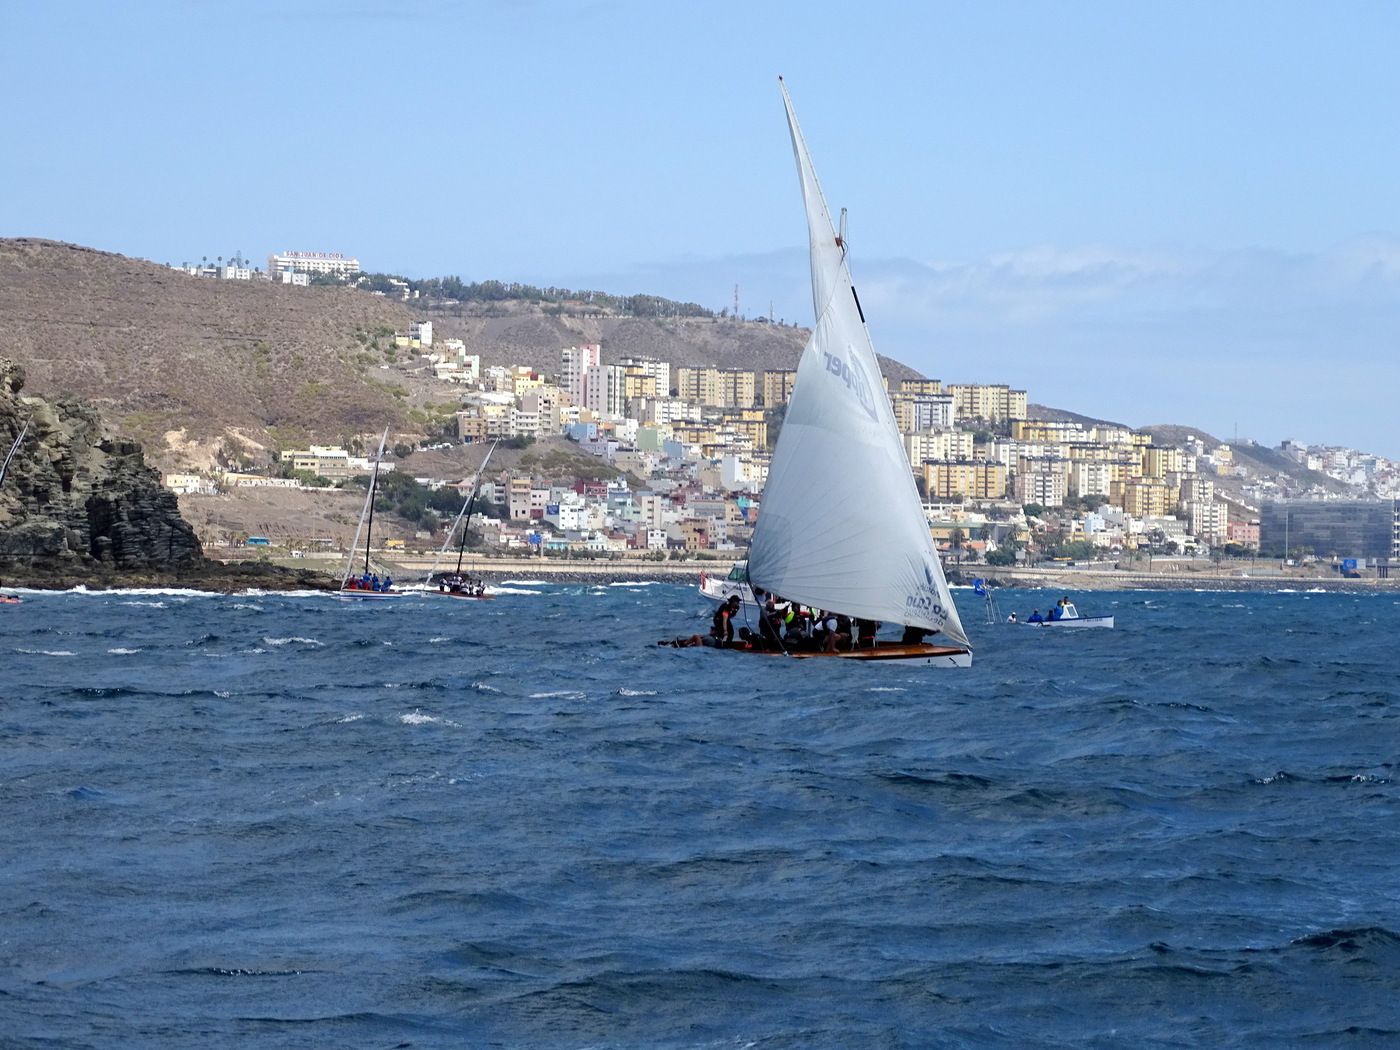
top-left (2, 584), bottom-right (1398, 1048)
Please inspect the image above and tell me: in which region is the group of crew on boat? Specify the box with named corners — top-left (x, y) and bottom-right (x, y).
top-left (437, 574), bottom-right (486, 598)
top-left (663, 588), bottom-right (938, 651)
top-left (343, 572), bottom-right (394, 592)
top-left (1007, 596), bottom-right (1079, 624)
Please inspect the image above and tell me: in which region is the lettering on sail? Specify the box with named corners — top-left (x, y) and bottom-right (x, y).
top-left (822, 351), bottom-right (879, 421)
top-left (905, 559), bottom-right (950, 624)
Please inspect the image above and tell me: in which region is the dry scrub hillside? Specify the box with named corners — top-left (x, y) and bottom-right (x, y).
top-left (423, 301), bottom-right (921, 383)
top-left (0, 239), bottom-right (924, 473)
top-left (0, 239), bottom-right (417, 466)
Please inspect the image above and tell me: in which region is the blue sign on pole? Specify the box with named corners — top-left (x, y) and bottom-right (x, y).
top-left (527, 532), bottom-right (542, 546)
top-left (1341, 558), bottom-right (1358, 573)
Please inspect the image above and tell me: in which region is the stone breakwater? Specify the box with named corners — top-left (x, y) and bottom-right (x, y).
top-left (0, 358), bottom-right (328, 591)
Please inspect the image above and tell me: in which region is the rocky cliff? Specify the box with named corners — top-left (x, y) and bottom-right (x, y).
top-left (0, 357), bottom-right (327, 589)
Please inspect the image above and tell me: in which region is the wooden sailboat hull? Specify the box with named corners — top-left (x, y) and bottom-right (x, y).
top-left (425, 590), bottom-right (495, 601)
top-left (735, 643), bottom-right (973, 667)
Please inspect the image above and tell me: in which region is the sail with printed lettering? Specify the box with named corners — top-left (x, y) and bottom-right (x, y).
top-left (746, 80), bottom-right (970, 649)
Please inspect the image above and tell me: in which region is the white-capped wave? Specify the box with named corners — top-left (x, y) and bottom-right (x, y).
top-left (74, 586), bottom-right (213, 598)
top-left (107, 647), bottom-right (143, 655)
top-left (428, 636), bottom-right (450, 643)
top-left (608, 581), bottom-right (658, 587)
top-left (213, 689), bottom-right (231, 698)
top-left (17, 648), bottom-right (76, 656)
top-left (488, 586), bottom-right (541, 595)
top-left (262, 636), bottom-right (324, 647)
top-left (501, 579), bottom-right (549, 586)
top-left (867, 686), bottom-right (907, 693)
top-left (470, 681), bottom-right (501, 693)
top-left (120, 600), bottom-right (167, 609)
top-left (400, 709), bottom-right (460, 727)
top-left (617, 687), bottom-right (658, 696)
top-left (530, 690), bottom-right (586, 700)
top-left (336, 713), bottom-right (366, 723)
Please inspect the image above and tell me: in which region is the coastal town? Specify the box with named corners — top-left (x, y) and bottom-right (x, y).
top-left (161, 251), bottom-right (1400, 577)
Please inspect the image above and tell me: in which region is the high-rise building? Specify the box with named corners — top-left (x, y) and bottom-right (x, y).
top-left (761, 369), bottom-right (797, 406)
top-left (618, 356), bottom-right (671, 398)
top-left (893, 394), bottom-right (955, 433)
top-left (560, 343), bottom-right (602, 406)
top-left (585, 363), bottom-right (627, 418)
top-left (948, 383), bottom-right (1028, 424)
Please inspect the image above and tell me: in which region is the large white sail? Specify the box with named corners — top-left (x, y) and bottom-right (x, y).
top-left (747, 81), bottom-right (970, 647)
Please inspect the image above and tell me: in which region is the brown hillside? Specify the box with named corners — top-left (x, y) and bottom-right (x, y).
top-left (424, 301), bottom-right (921, 382)
top-left (0, 239), bottom-right (923, 471)
top-left (0, 239), bottom-right (417, 464)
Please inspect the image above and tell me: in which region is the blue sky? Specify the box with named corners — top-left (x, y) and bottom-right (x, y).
top-left (6, 1), bottom-right (1400, 455)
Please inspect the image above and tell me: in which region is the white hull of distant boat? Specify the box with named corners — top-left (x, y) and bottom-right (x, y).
top-left (336, 588), bottom-right (404, 601)
top-left (699, 564), bottom-right (761, 610)
top-left (1024, 615), bottom-right (1114, 630)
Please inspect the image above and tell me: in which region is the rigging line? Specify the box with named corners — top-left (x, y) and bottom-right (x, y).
top-left (743, 562), bottom-right (791, 657)
top-left (456, 439), bottom-right (499, 575)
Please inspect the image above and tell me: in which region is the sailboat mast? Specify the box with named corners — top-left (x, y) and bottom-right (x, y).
top-left (363, 451), bottom-right (381, 576)
top-left (360, 427), bottom-right (390, 579)
top-left (456, 439), bottom-right (498, 575)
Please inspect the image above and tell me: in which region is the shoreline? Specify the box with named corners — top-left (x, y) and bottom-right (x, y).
top-left (5, 555), bottom-right (1396, 595)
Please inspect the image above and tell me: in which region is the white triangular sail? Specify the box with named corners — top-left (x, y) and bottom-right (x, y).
top-left (747, 81), bottom-right (970, 647)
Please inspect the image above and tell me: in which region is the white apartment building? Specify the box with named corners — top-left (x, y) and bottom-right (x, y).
top-left (508, 408), bottom-right (542, 438)
top-left (618, 356), bottom-right (672, 396)
top-left (894, 394), bottom-right (955, 433)
top-left (627, 396), bottom-right (700, 426)
top-left (1014, 470), bottom-right (1068, 507)
top-left (280, 270), bottom-right (310, 286)
top-left (267, 251), bottom-right (361, 278)
top-left (1070, 461), bottom-right (1113, 498)
top-left (560, 343), bottom-right (602, 405)
top-left (906, 429), bottom-right (974, 465)
top-left (1186, 499), bottom-right (1229, 546)
top-left (585, 363), bottom-right (627, 418)
top-left (409, 321), bottom-right (433, 348)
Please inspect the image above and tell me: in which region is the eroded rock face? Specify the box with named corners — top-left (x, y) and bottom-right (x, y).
top-left (0, 357), bottom-right (203, 574)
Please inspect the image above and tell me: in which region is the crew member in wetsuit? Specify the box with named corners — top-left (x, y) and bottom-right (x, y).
top-left (901, 625), bottom-right (934, 644)
top-left (710, 595), bottom-right (741, 648)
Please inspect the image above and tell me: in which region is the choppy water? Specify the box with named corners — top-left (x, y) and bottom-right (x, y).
top-left (2, 584), bottom-right (1398, 1048)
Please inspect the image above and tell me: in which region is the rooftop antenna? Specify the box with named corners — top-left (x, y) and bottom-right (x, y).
top-left (733, 283), bottom-right (740, 320)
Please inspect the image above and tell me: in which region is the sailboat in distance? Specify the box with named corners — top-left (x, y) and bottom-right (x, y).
top-left (337, 427), bottom-right (403, 600)
top-left (742, 79), bottom-right (972, 667)
top-left (425, 439), bottom-right (498, 600)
